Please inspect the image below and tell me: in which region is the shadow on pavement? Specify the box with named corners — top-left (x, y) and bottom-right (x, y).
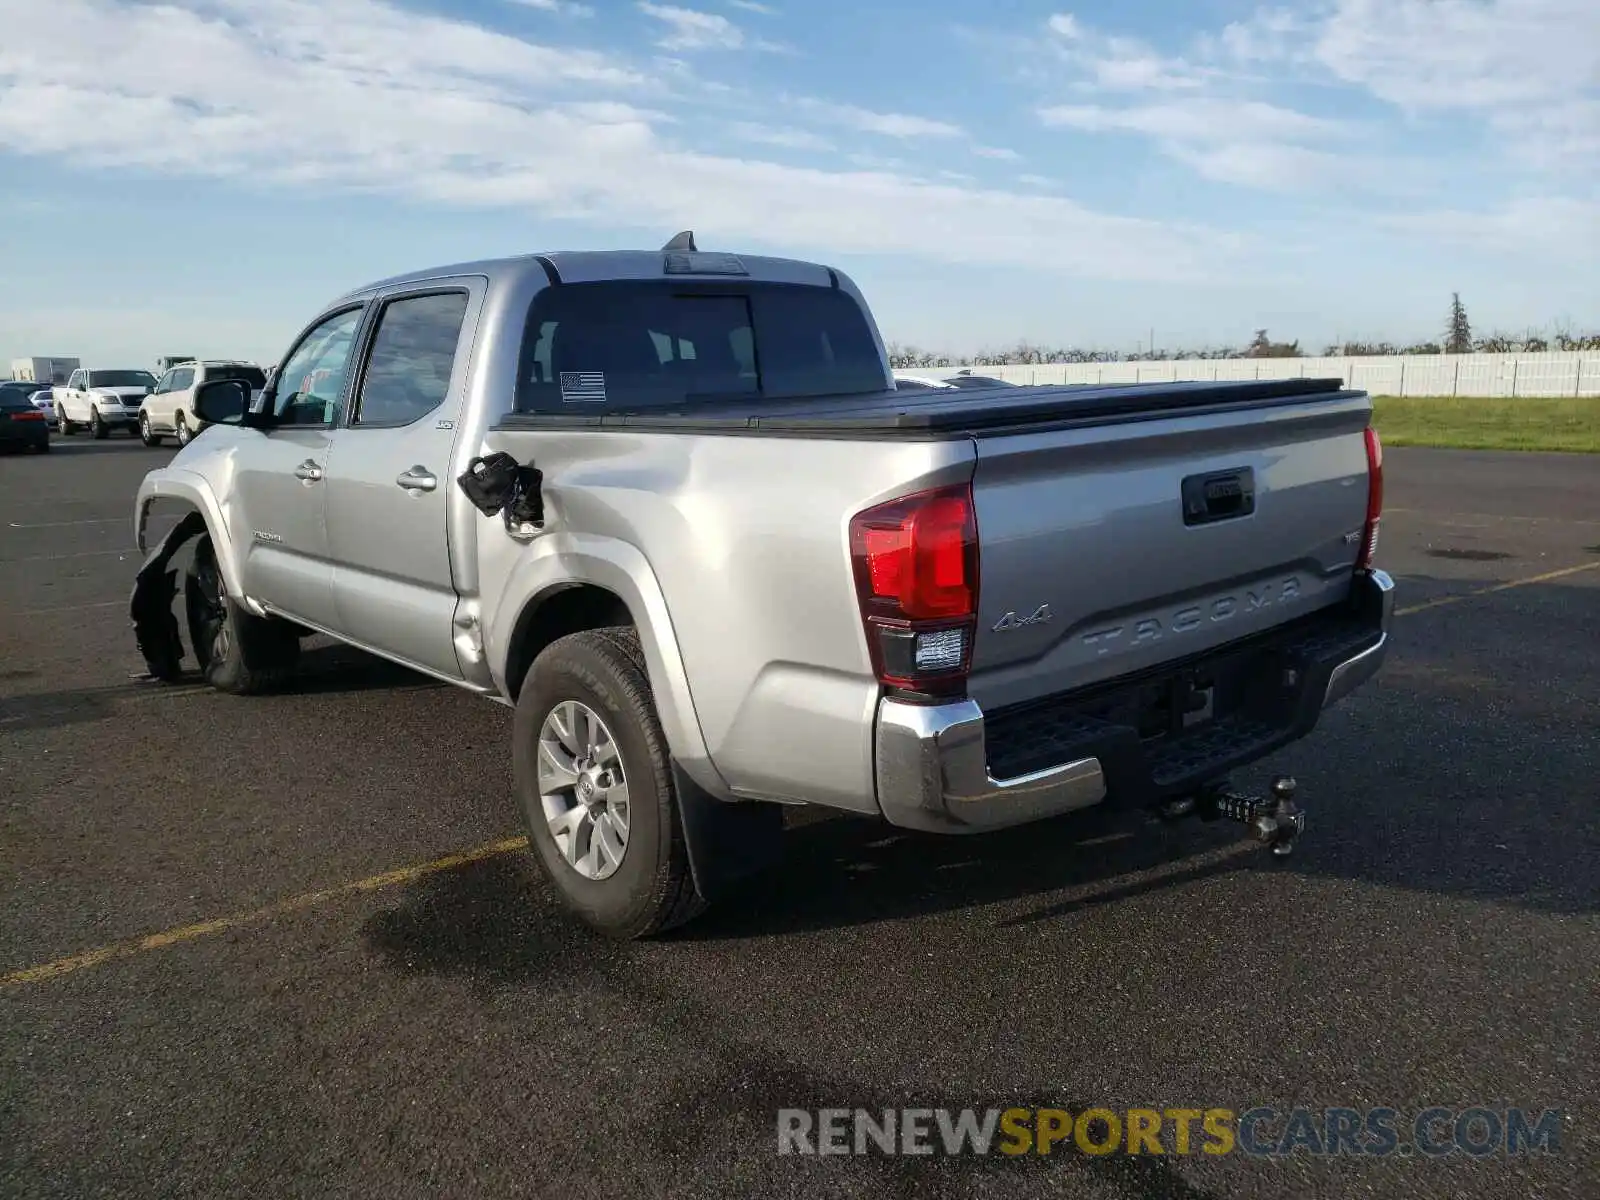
top-left (362, 573), bottom-right (1599, 963)
top-left (361, 852), bottom-right (1227, 1199)
top-left (0, 684), bottom-right (126, 732)
top-left (361, 802), bottom-right (1257, 966)
top-left (288, 644), bottom-right (446, 695)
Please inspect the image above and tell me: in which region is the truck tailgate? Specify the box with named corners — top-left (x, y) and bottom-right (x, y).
top-left (967, 390), bottom-right (1373, 711)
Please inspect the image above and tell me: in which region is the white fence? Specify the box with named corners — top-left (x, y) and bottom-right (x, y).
top-left (986, 351), bottom-right (1600, 398)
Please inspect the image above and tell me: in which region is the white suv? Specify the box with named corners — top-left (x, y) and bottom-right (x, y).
top-left (139, 360), bottom-right (267, 447)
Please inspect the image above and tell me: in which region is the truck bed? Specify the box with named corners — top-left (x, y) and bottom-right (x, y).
top-left (496, 374), bottom-right (1374, 717)
top-left (497, 377), bottom-right (1357, 438)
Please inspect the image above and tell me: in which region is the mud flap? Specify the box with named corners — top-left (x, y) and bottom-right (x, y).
top-left (672, 763), bottom-right (785, 902)
top-left (129, 510), bottom-right (207, 682)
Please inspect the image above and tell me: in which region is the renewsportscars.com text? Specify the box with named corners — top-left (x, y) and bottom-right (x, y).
top-left (777, 1106), bottom-right (1565, 1158)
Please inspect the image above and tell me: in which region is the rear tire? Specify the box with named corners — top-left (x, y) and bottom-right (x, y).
top-left (183, 535), bottom-right (300, 695)
top-left (512, 627), bottom-right (706, 939)
top-left (59, 411), bottom-right (76, 435)
top-left (90, 409), bottom-right (108, 439)
top-left (175, 414), bottom-right (192, 446)
top-left (139, 413), bottom-right (162, 447)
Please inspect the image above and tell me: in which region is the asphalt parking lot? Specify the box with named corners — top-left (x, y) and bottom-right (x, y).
top-left (2, 434), bottom-right (1596, 1199)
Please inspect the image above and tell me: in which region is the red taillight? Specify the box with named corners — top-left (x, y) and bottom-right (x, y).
top-left (12, 410), bottom-right (45, 422)
top-left (850, 484), bottom-right (979, 695)
top-left (1356, 425), bottom-right (1383, 570)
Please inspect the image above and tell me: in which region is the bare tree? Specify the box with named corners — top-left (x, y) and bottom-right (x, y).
top-left (1245, 330), bottom-right (1302, 358)
top-left (892, 317), bottom-right (1598, 366)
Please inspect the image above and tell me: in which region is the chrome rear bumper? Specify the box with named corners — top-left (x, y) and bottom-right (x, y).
top-left (873, 569), bottom-right (1395, 834)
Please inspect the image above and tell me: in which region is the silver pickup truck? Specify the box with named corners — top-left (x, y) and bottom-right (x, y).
top-left (130, 234), bottom-right (1393, 938)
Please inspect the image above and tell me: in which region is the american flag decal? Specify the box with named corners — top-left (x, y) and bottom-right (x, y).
top-left (559, 371), bottom-right (607, 403)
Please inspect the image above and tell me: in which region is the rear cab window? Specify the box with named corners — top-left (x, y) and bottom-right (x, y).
top-left (513, 281), bottom-right (888, 415)
top-left (203, 364), bottom-right (266, 389)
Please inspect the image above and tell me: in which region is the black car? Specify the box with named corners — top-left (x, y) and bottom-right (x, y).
top-left (0, 381), bottom-right (52, 453)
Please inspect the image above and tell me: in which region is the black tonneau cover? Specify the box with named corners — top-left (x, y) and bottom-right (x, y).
top-left (497, 377), bottom-right (1359, 439)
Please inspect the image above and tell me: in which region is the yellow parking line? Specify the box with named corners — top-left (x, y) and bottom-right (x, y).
top-left (4, 557), bottom-right (1597, 989)
top-left (1394, 560), bottom-right (1600, 617)
top-left (1, 836), bottom-right (528, 987)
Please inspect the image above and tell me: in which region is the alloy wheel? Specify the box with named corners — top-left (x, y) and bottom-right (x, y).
top-left (537, 699), bottom-right (631, 880)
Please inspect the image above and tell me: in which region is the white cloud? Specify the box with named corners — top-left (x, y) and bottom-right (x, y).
top-left (1045, 11), bottom-right (1214, 91)
top-left (1026, 2), bottom-right (1597, 255)
top-left (1199, 7), bottom-right (1312, 68)
top-left (1378, 196), bottom-right (1600, 258)
top-left (1168, 142), bottom-right (1357, 192)
top-left (795, 99), bottom-right (964, 139)
top-left (507, 0), bottom-right (594, 16)
top-left (726, 121), bottom-right (832, 151)
top-left (0, 0), bottom-right (1239, 282)
top-left (1040, 99), bottom-right (1343, 144)
top-left (1040, 97), bottom-right (1365, 191)
top-left (972, 145), bottom-right (1021, 160)
top-left (1313, 0), bottom-right (1600, 174)
top-left (1316, 0), bottom-right (1599, 110)
top-left (726, 0), bottom-right (775, 12)
top-left (1034, 11), bottom-right (1361, 191)
top-left (637, 2), bottom-right (786, 52)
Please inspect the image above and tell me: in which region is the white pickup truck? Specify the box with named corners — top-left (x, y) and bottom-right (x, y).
top-left (56, 367), bottom-right (158, 437)
top-left (130, 234), bottom-right (1393, 938)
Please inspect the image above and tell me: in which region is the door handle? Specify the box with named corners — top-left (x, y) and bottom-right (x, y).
top-left (395, 466), bottom-right (438, 493)
top-left (294, 459), bottom-right (324, 482)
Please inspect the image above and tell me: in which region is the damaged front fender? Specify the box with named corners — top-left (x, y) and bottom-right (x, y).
top-left (129, 510), bottom-right (208, 682)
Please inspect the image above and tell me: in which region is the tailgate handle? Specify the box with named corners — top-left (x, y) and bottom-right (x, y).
top-left (1182, 467), bottom-right (1255, 526)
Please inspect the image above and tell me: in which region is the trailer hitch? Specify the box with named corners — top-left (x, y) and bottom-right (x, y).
top-left (1162, 775), bottom-right (1304, 857)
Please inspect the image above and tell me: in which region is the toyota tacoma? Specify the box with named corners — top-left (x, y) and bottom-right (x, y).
top-left (129, 234), bottom-right (1394, 938)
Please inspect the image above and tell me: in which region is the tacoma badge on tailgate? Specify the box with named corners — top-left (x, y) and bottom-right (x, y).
top-left (1079, 577), bottom-right (1302, 654)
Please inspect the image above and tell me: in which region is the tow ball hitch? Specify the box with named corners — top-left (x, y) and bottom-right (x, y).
top-left (1162, 776), bottom-right (1304, 857)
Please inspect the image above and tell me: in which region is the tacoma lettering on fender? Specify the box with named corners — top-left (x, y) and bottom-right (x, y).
top-left (130, 232), bottom-right (1394, 939)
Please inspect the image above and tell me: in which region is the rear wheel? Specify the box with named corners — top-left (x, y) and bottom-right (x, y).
top-left (90, 409), bottom-right (108, 439)
top-left (59, 410), bottom-right (76, 435)
top-left (183, 535), bottom-right (300, 694)
top-left (138, 413), bottom-right (163, 447)
top-left (512, 628), bottom-right (705, 939)
top-left (175, 413), bottom-right (192, 446)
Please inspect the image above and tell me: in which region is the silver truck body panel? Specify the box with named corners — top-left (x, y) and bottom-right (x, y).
top-left (134, 246), bottom-right (1392, 831)
top-left (966, 393), bottom-right (1372, 709)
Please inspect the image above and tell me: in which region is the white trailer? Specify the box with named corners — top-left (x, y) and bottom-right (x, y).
top-left (10, 357), bottom-right (81, 386)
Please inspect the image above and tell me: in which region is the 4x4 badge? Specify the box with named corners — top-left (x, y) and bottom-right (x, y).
top-left (993, 604), bottom-right (1053, 632)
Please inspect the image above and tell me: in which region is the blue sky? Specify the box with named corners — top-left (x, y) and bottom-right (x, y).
top-left (1, 0), bottom-right (1595, 367)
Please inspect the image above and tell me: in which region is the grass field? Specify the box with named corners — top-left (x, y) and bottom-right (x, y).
top-left (1371, 395), bottom-right (1600, 453)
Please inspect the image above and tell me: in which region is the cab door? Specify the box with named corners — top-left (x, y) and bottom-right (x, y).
top-left (322, 283), bottom-right (480, 680)
top-left (60, 370), bottom-right (87, 423)
top-left (229, 305), bottom-right (367, 630)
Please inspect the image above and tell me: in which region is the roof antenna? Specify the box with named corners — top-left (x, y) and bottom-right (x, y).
top-left (661, 230), bottom-right (697, 252)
